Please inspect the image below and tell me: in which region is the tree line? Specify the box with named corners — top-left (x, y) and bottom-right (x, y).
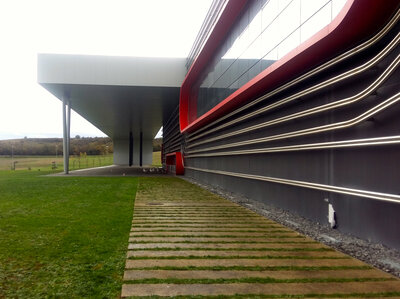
top-left (0, 137), bottom-right (163, 156)
top-left (0, 137), bottom-right (113, 156)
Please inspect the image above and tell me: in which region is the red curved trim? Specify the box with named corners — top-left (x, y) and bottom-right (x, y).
top-left (180, 0), bottom-right (399, 133)
top-left (166, 152), bottom-right (184, 175)
top-left (180, 0), bottom-right (249, 131)
top-left (175, 152), bottom-right (184, 175)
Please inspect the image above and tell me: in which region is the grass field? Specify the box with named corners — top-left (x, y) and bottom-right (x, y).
top-left (0, 152), bottom-right (162, 297)
top-left (152, 151), bottom-right (161, 166)
top-left (0, 151), bottom-right (162, 171)
top-left (0, 170), bottom-right (138, 298)
top-left (0, 155), bottom-right (113, 171)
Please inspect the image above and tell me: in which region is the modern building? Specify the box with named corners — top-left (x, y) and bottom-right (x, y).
top-left (38, 0), bottom-right (400, 249)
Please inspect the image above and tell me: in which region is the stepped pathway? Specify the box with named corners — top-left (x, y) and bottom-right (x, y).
top-left (121, 177), bottom-right (400, 298)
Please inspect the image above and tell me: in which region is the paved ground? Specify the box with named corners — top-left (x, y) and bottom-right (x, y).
top-left (122, 177), bottom-right (400, 298)
top-left (50, 165), bottom-right (167, 176)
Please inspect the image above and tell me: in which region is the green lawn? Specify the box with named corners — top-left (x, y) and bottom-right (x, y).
top-left (152, 151), bottom-right (161, 167)
top-left (0, 153), bottom-right (162, 171)
top-left (0, 170), bottom-right (137, 298)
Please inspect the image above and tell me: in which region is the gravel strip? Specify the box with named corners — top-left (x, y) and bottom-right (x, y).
top-left (183, 177), bottom-right (400, 278)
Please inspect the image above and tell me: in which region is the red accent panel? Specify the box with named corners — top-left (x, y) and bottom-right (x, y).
top-left (189, 86), bottom-right (198, 124)
top-left (161, 144), bottom-right (164, 164)
top-left (175, 152), bottom-right (184, 175)
top-left (180, 0), bottom-right (249, 131)
top-left (166, 152), bottom-right (184, 175)
top-left (180, 0), bottom-right (400, 133)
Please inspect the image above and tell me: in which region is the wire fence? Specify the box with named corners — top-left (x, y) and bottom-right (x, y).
top-left (0, 155), bottom-right (114, 171)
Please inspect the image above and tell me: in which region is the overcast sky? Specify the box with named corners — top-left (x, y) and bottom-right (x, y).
top-left (0, 0), bottom-right (212, 140)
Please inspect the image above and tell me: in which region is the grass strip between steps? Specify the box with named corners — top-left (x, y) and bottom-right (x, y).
top-left (130, 241), bottom-right (318, 244)
top-left (130, 230), bottom-right (291, 233)
top-left (130, 235), bottom-right (302, 238)
top-left (133, 213), bottom-right (257, 215)
top-left (127, 255), bottom-right (350, 260)
top-left (124, 291), bottom-right (400, 298)
top-left (123, 277), bottom-right (394, 284)
top-left (131, 225), bottom-right (283, 229)
top-left (127, 247), bottom-right (333, 252)
top-left (124, 265), bottom-right (372, 271)
top-left (132, 216), bottom-right (265, 218)
top-left (132, 221), bottom-right (275, 224)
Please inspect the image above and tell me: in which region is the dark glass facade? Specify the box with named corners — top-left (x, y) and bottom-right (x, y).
top-left (194, 0), bottom-right (347, 117)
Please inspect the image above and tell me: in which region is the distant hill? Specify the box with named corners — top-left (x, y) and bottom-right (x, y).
top-left (0, 137), bottom-right (163, 156)
top-left (0, 137), bottom-right (113, 156)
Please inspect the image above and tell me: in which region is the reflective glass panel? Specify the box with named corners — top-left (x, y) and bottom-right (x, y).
top-left (194, 0), bottom-right (347, 118)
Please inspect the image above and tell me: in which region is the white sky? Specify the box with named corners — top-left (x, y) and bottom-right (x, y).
top-left (0, 0), bottom-right (212, 140)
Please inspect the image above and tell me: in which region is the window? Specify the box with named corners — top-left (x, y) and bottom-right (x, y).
top-left (193, 0), bottom-right (347, 118)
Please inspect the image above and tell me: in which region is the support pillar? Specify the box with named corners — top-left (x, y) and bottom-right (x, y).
top-left (129, 132), bottom-right (133, 167)
top-left (67, 101), bottom-right (71, 172)
top-left (140, 131), bottom-right (143, 167)
top-left (62, 97), bottom-right (71, 174)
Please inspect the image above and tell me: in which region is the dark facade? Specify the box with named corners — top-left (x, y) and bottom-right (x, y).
top-left (163, 0), bottom-right (400, 250)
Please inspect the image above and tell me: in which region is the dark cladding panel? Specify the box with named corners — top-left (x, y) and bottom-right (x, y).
top-left (183, 10), bottom-right (400, 250)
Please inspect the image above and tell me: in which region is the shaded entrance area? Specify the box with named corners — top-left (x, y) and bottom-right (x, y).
top-left (37, 54), bottom-right (186, 172)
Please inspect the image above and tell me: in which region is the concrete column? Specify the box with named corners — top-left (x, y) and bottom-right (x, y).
top-left (67, 101), bottom-right (71, 172)
top-left (129, 132), bottom-right (133, 167)
top-left (133, 133), bottom-right (140, 165)
top-left (113, 139), bottom-right (130, 165)
top-left (62, 98), bottom-right (71, 174)
top-left (62, 98), bottom-right (68, 174)
top-left (140, 131), bottom-right (143, 167)
top-left (142, 137), bottom-right (153, 166)
top-left (113, 135), bottom-right (153, 166)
